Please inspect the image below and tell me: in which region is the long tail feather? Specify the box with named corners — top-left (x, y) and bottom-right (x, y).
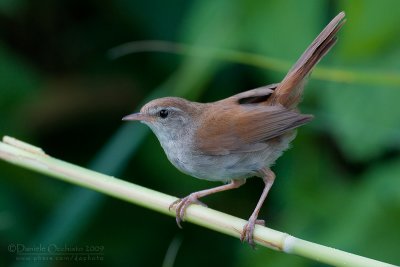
top-left (271, 11), bottom-right (346, 108)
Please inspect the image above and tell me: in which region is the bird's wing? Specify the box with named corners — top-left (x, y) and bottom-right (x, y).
top-left (195, 89), bottom-right (312, 155)
top-left (227, 84), bottom-right (278, 104)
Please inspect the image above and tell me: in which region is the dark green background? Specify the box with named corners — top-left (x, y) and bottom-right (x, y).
top-left (1, 0), bottom-right (399, 266)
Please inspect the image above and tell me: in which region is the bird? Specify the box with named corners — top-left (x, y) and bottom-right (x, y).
top-left (123, 11), bottom-right (346, 246)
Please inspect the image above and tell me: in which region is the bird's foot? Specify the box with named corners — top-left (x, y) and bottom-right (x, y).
top-left (169, 194), bottom-right (207, 228)
top-left (240, 218), bottom-right (265, 247)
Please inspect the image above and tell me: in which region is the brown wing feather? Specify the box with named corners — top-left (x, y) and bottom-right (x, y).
top-left (195, 98), bottom-right (312, 155)
top-left (192, 10), bottom-right (345, 156)
top-left (227, 84), bottom-right (278, 104)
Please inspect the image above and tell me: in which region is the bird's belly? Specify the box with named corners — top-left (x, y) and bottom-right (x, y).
top-left (163, 132), bottom-right (295, 182)
top-left (168, 153), bottom-right (258, 182)
top-left (167, 147), bottom-right (282, 182)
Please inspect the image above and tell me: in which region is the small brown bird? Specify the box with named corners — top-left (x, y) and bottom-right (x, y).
top-left (123, 12), bottom-right (345, 246)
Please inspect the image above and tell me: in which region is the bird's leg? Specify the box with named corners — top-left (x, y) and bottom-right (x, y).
top-left (241, 169), bottom-right (275, 247)
top-left (169, 179), bottom-right (246, 228)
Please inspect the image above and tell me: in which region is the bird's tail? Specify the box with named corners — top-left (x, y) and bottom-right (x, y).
top-left (270, 11), bottom-right (346, 108)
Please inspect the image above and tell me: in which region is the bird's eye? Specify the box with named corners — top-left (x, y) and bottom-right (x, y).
top-left (159, 109), bottom-right (169, 118)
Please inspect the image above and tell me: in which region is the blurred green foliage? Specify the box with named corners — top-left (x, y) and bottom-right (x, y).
top-left (0, 0), bottom-right (399, 266)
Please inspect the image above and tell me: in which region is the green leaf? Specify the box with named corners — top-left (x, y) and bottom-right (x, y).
top-left (322, 158), bottom-right (400, 263)
top-left (0, 43), bottom-right (41, 109)
top-left (0, 0), bottom-right (25, 16)
top-left (238, 0), bottom-right (327, 81)
top-left (320, 1), bottom-right (400, 161)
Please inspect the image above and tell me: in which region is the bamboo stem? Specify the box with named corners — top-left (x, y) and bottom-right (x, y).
top-left (0, 136), bottom-right (397, 267)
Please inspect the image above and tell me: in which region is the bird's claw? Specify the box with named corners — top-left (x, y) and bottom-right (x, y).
top-left (169, 195), bottom-right (207, 228)
top-left (240, 218), bottom-right (265, 247)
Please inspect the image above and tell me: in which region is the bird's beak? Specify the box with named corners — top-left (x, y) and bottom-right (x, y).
top-left (122, 112), bottom-right (150, 122)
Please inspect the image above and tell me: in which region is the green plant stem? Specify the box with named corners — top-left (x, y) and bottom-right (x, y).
top-left (109, 40), bottom-right (400, 87)
top-left (0, 136), bottom-right (397, 267)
